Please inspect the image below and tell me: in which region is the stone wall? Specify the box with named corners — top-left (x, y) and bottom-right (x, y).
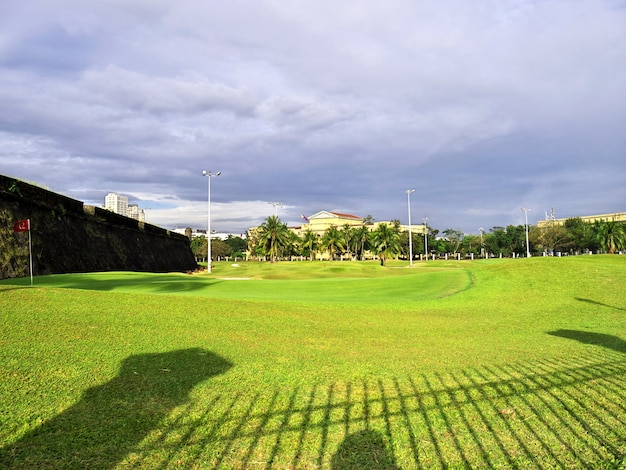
top-left (0, 175), bottom-right (197, 279)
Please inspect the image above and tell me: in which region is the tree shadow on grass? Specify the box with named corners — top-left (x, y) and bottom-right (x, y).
top-left (575, 297), bottom-right (626, 312)
top-left (35, 273), bottom-right (224, 294)
top-left (0, 348), bottom-right (232, 469)
top-left (548, 329), bottom-right (626, 354)
top-left (331, 429), bottom-right (400, 470)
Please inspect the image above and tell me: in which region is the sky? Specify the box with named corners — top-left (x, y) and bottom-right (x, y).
top-left (1, 0), bottom-right (625, 235)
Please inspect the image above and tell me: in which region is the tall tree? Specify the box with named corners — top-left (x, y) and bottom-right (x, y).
top-left (442, 228), bottom-right (464, 254)
top-left (258, 215), bottom-right (291, 262)
top-left (190, 236), bottom-right (207, 261)
top-left (593, 221), bottom-right (626, 254)
top-left (354, 225), bottom-right (371, 260)
top-left (563, 218), bottom-right (596, 253)
top-left (460, 234), bottom-right (480, 256)
top-left (210, 239), bottom-right (231, 259)
top-left (363, 214), bottom-right (375, 225)
top-left (533, 223), bottom-right (567, 254)
top-left (300, 229), bottom-right (319, 261)
top-left (341, 224), bottom-right (358, 260)
top-left (321, 225), bottom-right (345, 261)
top-left (224, 235), bottom-right (247, 255)
top-left (370, 223), bottom-right (400, 266)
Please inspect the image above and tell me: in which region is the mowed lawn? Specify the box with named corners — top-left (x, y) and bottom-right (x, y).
top-left (0, 256), bottom-right (625, 469)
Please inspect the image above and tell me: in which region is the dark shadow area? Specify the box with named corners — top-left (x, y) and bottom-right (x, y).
top-left (0, 286), bottom-right (31, 293)
top-left (4, 346), bottom-right (625, 467)
top-left (33, 273), bottom-right (224, 294)
top-left (131, 350), bottom-right (625, 468)
top-left (548, 329), bottom-right (626, 354)
top-left (575, 297), bottom-right (626, 312)
top-left (331, 430), bottom-right (400, 470)
top-left (0, 348), bottom-right (232, 469)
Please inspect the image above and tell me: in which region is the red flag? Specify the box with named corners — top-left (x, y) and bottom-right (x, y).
top-left (13, 219), bottom-right (30, 232)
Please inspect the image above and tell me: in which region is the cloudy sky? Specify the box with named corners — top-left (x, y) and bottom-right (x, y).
top-left (1, 0), bottom-right (624, 235)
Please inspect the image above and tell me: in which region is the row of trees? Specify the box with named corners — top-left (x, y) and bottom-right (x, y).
top-left (248, 216), bottom-right (404, 265)
top-left (190, 217), bottom-right (625, 263)
top-left (190, 234), bottom-right (247, 262)
top-left (530, 218), bottom-right (626, 255)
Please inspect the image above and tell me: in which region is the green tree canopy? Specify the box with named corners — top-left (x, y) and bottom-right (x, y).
top-left (370, 223), bottom-right (400, 266)
top-left (593, 221), bottom-right (626, 254)
top-left (321, 225), bottom-right (345, 261)
top-left (190, 236), bottom-right (207, 261)
top-left (258, 215), bottom-right (291, 262)
top-left (300, 229), bottom-right (319, 261)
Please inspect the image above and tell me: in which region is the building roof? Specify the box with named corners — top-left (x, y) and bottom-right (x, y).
top-left (308, 210), bottom-right (362, 221)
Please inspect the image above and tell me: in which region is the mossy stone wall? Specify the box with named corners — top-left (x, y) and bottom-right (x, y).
top-left (0, 175), bottom-right (196, 278)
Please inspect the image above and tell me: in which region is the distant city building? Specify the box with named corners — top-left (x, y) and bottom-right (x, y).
top-left (104, 193), bottom-right (145, 221)
top-left (171, 228), bottom-right (245, 240)
top-left (104, 193), bottom-right (128, 216)
top-left (127, 204), bottom-right (145, 222)
top-left (536, 211), bottom-right (626, 228)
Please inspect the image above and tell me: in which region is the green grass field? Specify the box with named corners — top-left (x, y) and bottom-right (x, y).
top-left (1, 256), bottom-right (625, 469)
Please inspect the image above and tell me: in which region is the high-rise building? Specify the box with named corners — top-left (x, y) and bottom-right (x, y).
top-left (128, 204), bottom-right (145, 222)
top-left (104, 192), bottom-right (129, 216)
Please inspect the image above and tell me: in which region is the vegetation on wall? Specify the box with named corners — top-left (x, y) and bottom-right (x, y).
top-left (0, 175), bottom-right (197, 278)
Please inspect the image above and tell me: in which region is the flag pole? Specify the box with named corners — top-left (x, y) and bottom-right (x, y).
top-left (27, 219), bottom-right (33, 286)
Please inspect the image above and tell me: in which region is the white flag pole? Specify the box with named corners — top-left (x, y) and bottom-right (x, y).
top-left (28, 219), bottom-right (33, 286)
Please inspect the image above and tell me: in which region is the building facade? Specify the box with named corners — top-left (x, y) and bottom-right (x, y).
top-left (104, 193), bottom-right (145, 221)
top-left (290, 211), bottom-right (427, 237)
top-left (104, 192), bottom-right (128, 216)
top-left (127, 204), bottom-right (145, 222)
top-left (536, 211), bottom-right (626, 228)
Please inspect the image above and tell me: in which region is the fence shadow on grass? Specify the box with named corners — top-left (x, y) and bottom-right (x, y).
top-left (0, 348), bottom-right (232, 469)
top-left (128, 347), bottom-right (626, 469)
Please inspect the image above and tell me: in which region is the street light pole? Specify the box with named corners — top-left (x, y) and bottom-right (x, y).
top-left (406, 189), bottom-right (415, 267)
top-left (521, 207), bottom-right (531, 258)
top-left (270, 202), bottom-right (283, 217)
top-left (479, 227), bottom-right (484, 258)
top-left (422, 217), bottom-right (429, 261)
top-left (202, 170), bottom-right (221, 272)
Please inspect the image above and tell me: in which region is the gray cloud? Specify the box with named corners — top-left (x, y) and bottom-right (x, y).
top-left (0, 0), bottom-right (624, 234)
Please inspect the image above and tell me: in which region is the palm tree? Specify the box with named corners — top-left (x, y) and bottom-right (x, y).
top-left (341, 224), bottom-right (355, 260)
top-left (321, 225), bottom-right (345, 260)
top-left (300, 229), bottom-right (319, 261)
top-left (370, 223), bottom-right (400, 266)
top-left (593, 221), bottom-right (626, 254)
top-left (258, 215), bottom-right (291, 262)
top-left (354, 225), bottom-right (370, 260)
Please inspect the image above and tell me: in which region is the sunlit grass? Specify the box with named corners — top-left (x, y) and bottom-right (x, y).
top-left (0, 256), bottom-right (625, 468)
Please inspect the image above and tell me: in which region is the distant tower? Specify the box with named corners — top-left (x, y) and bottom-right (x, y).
top-left (105, 193), bottom-right (129, 216)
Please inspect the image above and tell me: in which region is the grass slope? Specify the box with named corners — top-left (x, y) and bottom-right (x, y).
top-left (0, 256), bottom-right (625, 468)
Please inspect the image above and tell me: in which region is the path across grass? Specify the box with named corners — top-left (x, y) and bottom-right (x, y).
top-left (1, 257), bottom-right (624, 468)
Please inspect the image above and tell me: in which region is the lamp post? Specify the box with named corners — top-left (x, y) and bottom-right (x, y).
top-left (422, 217), bottom-right (429, 261)
top-left (406, 189), bottom-right (415, 267)
top-left (521, 207), bottom-right (531, 258)
top-left (270, 202), bottom-right (283, 217)
top-left (202, 170), bottom-right (221, 272)
top-left (479, 227), bottom-right (484, 258)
